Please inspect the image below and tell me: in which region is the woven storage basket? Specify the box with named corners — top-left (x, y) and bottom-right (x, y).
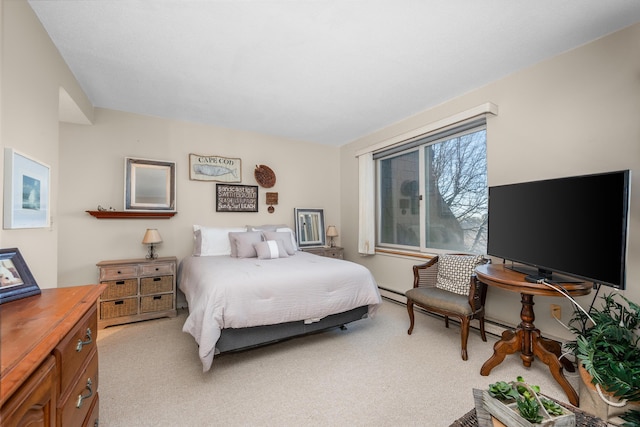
top-left (101, 298), bottom-right (137, 319)
top-left (140, 276), bottom-right (173, 295)
top-left (141, 294), bottom-right (173, 313)
top-left (101, 279), bottom-right (137, 299)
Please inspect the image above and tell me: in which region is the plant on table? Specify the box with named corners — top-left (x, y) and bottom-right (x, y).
top-left (488, 376), bottom-right (564, 424)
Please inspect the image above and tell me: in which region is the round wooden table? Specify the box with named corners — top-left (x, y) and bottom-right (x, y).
top-left (475, 263), bottom-right (592, 406)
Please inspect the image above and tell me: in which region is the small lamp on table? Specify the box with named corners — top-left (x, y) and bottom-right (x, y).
top-left (142, 228), bottom-right (162, 259)
top-left (326, 225), bottom-right (338, 248)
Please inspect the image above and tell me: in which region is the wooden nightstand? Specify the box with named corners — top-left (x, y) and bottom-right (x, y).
top-left (301, 246), bottom-right (344, 259)
top-left (96, 256), bottom-right (177, 328)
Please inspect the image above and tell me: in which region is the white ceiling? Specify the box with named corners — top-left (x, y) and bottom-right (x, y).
top-left (28, 1), bottom-right (640, 146)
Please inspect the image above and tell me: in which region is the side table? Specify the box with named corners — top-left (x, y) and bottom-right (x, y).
top-left (475, 263), bottom-right (592, 406)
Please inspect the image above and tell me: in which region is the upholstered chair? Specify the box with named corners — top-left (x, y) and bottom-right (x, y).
top-left (406, 254), bottom-right (489, 360)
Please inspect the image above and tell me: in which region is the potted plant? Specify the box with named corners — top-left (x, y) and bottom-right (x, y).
top-left (568, 293), bottom-right (640, 425)
top-left (483, 376), bottom-right (574, 426)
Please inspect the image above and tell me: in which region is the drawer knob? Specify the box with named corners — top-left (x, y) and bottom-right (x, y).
top-left (76, 328), bottom-right (93, 352)
top-left (76, 378), bottom-right (93, 408)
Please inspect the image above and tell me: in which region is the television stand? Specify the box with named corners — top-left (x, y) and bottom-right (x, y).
top-left (475, 263), bottom-right (593, 406)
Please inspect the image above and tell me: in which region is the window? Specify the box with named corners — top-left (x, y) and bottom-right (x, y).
top-left (375, 122), bottom-right (488, 253)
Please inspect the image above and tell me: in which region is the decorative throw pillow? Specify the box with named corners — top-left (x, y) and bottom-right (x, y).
top-left (275, 227), bottom-right (298, 252)
top-left (193, 225), bottom-right (246, 256)
top-left (435, 254), bottom-right (485, 295)
top-left (229, 231), bottom-right (263, 258)
top-left (262, 231), bottom-right (296, 255)
top-left (254, 240), bottom-right (289, 259)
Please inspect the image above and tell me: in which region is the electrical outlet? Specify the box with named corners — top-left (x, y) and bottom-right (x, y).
top-left (551, 304), bottom-right (561, 320)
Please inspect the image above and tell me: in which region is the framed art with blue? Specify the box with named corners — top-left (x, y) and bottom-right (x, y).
top-left (3, 148), bottom-right (50, 229)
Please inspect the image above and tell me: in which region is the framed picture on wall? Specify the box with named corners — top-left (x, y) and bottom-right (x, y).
top-left (0, 248), bottom-right (40, 305)
top-left (125, 158), bottom-right (176, 211)
top-left (3, 148), bottom-right (50, 229)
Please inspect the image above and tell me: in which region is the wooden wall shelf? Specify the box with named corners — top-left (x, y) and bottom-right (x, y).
top-left (86, 210), bottom-right (177, 219)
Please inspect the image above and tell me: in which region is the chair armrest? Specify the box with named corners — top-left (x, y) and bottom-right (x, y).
top-left (412, 257), bottom-right (439, 288)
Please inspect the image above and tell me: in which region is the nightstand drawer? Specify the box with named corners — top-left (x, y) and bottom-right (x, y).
top-left (100, 265), bottom-right (138, 281)
top-left (101, 278), bottom-right (137, 299)
top-left (140, 262), bottom-right (174, 276)
top-left (141, 294), bottom-right (173, 313)
top-left (140, 275), bottom-right (173, 295)
top-left (100, 297), bottom-right (137, 319)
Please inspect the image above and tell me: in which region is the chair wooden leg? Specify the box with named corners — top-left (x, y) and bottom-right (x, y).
top-left (478, 316), bottom-right (487, 342)
top-left (444, 316), bottom-right (449, 328)
top-left (460, 317), bottom-right (470, 361)
top-left (407, 299), bottom-right (415, 335)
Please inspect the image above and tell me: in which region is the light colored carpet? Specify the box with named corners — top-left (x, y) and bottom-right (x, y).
top-left (97, 300), bottom-right (580, 426)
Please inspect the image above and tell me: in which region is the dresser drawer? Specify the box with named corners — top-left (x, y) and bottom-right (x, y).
top-left (60, 351), bottom-right (98, 427)
top-left (140, 262), bottom-right (174, 276)
top-left (100, 297), bottom-right (137, 319)
top-left (141, 294), bottom-right (174, 313)
top-left (99, 265), bottom-right (138, 281)
top-left (55, 306), bottom-right (98, 395)
top-left (101, 278), bottom-right (137, 299)
top-left (140, 275), bottom-right (173, 295)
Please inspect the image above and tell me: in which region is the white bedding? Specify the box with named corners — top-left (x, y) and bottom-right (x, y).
top-left (179, 251), bottom-right (381, 371)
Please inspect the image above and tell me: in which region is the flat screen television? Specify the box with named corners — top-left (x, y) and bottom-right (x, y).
top-left (487, 170), bottom-right (630, 289)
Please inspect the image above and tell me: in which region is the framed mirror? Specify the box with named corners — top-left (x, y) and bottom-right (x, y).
top-left (294, 208), bottom-right (325, 247)
top-left (125, 158), bottom-right (176, 211)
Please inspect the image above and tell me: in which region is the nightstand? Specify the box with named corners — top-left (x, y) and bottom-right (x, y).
top-left (96, 256), bottom-right (177, 328)
top-left (301, 246), bottom-right (344, 259)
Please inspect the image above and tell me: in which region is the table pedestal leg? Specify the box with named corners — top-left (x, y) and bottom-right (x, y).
top-left (480, 292), bottom-right (579, 406)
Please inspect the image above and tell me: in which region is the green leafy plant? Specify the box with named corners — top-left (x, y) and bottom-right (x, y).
top-left (568, 293), bottom-right (640, 403)
top-left (488, 377), bottom-right (565, 423)
top-left (620, 409), bottom-right (640, 427)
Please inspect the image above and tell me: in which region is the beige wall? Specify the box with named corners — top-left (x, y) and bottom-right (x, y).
top-left (340, 22), bottom-right (640, 340)
top-left (1, 0), bottom-right (92, 288)
top-left (58, 109), bottom-right (341, 288)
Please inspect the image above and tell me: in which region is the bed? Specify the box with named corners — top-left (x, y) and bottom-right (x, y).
top-left (178, 225), bottom-right (382, 371)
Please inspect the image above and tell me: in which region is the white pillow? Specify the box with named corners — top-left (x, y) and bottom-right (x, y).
top-left (254, 240), bottom-right (289, 259)
top-left (275, 227), bottom-right (298, 252)
top-left (193, 225), bottom-right (246, 256)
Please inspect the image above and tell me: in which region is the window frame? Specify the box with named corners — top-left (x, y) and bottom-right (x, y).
top-left (374, 122), bottom-right (488, 254)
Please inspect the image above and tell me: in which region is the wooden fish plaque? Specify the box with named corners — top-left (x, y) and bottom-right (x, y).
top-left (189, 154), bottom-right (241, 182)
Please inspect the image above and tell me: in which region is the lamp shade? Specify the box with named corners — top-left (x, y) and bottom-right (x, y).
top-left (326, 226), bottom-right (338, 237)
top-left (142, 228), bottom-right (163, 244)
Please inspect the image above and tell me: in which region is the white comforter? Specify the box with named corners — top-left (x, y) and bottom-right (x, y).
top-left (179, 251), bottom-right (382, 371)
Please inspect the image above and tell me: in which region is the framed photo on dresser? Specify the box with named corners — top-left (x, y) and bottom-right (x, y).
top-left (0, 248), bottom-right (40, 305)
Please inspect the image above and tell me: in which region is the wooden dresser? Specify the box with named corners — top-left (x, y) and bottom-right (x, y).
top-left (0, 284), bottom-right (106, 427)
top-left (96, 257), bottom-right (177, 328)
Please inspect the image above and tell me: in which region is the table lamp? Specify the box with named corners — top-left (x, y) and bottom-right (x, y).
top-left (142, 228), bottom-right (162, 259)
top-left (326, 225), bottom-right (338, 248)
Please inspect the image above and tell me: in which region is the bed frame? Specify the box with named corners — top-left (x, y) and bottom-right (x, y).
top-left (216, 305), bottom-right (369, 354)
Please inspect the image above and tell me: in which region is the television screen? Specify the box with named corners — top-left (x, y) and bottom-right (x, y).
top-left (487, 170), bottom-right (630, 289)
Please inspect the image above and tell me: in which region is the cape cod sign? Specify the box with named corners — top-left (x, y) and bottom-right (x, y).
top-left (189, 154), bottom-right (241, 182)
